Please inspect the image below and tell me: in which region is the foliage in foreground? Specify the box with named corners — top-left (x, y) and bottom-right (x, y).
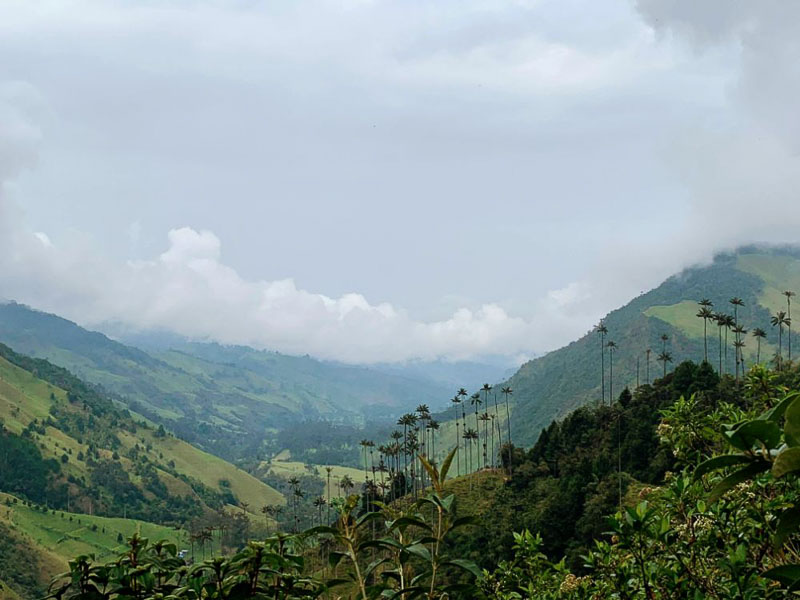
top-left (46, 364), bottom-right (800, 598)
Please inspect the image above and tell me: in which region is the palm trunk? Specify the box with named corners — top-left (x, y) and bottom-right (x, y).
top-left (718, 326), bottom-right (723, 373)
top-left (600, 332), bottom-right (606, 406)
top-left (504, 395), bottom-right (513, 475)
top-left (703, 318), bottom-right (708, 362)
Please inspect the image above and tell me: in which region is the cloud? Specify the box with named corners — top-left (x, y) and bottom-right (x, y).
top-left (0, 212), bottom-right (601, 362)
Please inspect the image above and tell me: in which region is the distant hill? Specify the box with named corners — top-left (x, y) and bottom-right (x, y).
top-left (0, 343), bottom-right (282, 524)
top-left (502, 246), bottom-right (800, 446)
top-left (0, 303), bottom-right (452, 459)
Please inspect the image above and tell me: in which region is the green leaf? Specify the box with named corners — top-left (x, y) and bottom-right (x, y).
top-left (773, 447), bottom-right (800, 478)
top-left (765, 391), bottom-right (800, 422)
top-left (389, 517), bottom-right (432, 533)
top-left (328, 551), bottom-right (347, 569)
top-left (708, 461), bottom-right (769, 502)
top-left (304, 525), bottom-right (338, 537)
top-left (785, 396), bottom-right (800, 446)
top-left (403, 544), bottom-right (431, 562)
top-left (775, 507), bottom-right (800, 548)
top-left (439, 447), bottom-right (458, 483)
top-left (724, 420), bottom-right (781, 452)
top-left (693, 454), bottom-right (754, 481)
top-left (763, 564), bottom-right (800, 586)
top-left (443, 559), bottom-right (482, 578)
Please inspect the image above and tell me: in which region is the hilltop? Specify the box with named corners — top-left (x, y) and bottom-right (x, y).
top-left (501, 246), bottom-right (800, 446)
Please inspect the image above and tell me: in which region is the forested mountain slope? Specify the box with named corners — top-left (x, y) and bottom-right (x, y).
top-left (503, 246), bottom-right (800, 446)
top-left (0, 343), bottom-right (282, 524)
top-left (0, 303), bottom-right (451, 458)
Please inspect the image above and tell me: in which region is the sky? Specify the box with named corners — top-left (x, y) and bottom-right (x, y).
top-left (1, 0), bottom-right (799, 364)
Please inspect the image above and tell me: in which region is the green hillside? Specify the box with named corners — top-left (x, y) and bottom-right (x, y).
top-left (468, 246), bottom-right (800, 448)
top-left (0, 344), bottom-right (282, 524)
top-left (0, 304), bottom-right (451, 459)
top-left (0, 491), bottom-right (186, 599)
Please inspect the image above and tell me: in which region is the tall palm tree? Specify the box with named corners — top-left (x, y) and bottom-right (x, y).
top-left (451, 395), bottom-right (462, 476)
top-left (359, 439), bottom-right (371, 484)
top-left (470, 393), bottom-right (482, 449)
top-left (607, 341), bottom-right (617, 402)
top-left (752, 327), bottom-right (767, 363)
top-left (481, 383), bottom-right (494, 452)
top-left (645, 348), bottom-right (651, 384)
top-left (428, 419), bottom-right (439, 467)
top-left (489, 413), bottom-right (497, 467)
top-left (657, 351), bottom-right (673, 378)
top-left (462, 428), bottom-right (473, 474)
top-left (719, 314), bottom-right (735, 373)
top-left (491, 386), bottom-right (502, 449)
top-left (729, 297), bottom-right (744, 329)
top-left (714, 313), bottom-right (725, 373)
top-left (732, 325), bottom-right (747, 382)
top-left (697, 300), bottom-right (714, 362)
top-left (771, 310), bottom-right (790, 365)
top-left (479, 412), bottom-right (490, 469)
top-left (596, 322), bottom-right (608, 405)
top-left (734, 339), bottom-right (746, 375)
top-left (313, 496), bottom-right (326, 525)
top-left (784, 290), bottom-right (796, 362)
top-left (458, 388), bottom-right (468, 475)
top-left (501, 386), bottom-right (513, 474)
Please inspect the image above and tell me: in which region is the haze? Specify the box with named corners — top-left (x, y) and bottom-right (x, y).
top-left (1, 0), bottom-right (799, 363)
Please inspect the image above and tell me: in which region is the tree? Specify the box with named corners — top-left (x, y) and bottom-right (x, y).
top-left (718, 314), bottom-right (735, 373)
top-left (458, 388), bottom-right (468, 476)
top-left (732, 324), bottom-right (748, 381)
top-left (470, 393), bottom-right (482, 455)
top-left (752, 327), bottom-right (767, 363)
top-left (451, 395), bottom-right (462, 476)
top-left (501, 386), bottom-right (513, 474)
top-left (596, 322), bottom-right (608, 406)
top-left (771, 310), bottom-right (790, 366)
top-left (784, 290), bottom-right (796, 361)
top-left (645, 348), bottom-right (652, 384)
top-left (606, 341), bottom-right (617, 402)
top-left (657, 351), bottom-right (673, 378)
top-left (479, 412), bottom-right (490, 469)
top-left (697, 300), bottom-right (714, 362)
top-left (325, 466), bottom-right (333, 522)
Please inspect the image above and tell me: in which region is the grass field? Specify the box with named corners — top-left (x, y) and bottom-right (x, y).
top-left (0, 492), bottom-right (187, 564)
top-left (0, 353), bottom-right (283, 518)
top-left (737, 253), bottom-right (800, 314)
top-left (264, 454), bottom-right (367, 499)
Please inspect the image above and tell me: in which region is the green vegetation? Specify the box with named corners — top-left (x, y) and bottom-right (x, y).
top-left (0, 303), bottom-right (451, 460)
top-left (458, 247), bottom-right (800, 449)
top-left (0, 344), bottom-right (281, 527)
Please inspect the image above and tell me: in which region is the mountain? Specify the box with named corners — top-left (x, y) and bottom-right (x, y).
top-left (501, 246), bottom-right (800, 447)
top-left (0, 303), bottom-right (452, 459)
top-left (0, 342), bottom-right (282, 523)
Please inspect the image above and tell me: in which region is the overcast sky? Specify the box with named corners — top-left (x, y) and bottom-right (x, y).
top-left (1, 0), bottom-right (799, 363)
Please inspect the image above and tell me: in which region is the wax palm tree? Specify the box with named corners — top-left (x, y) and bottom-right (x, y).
top-left (313, 496), bottom-right (326, 525)
top-left (340, 474), bottom-right (354, 496)
top-left (458, 388), bottom-right (469, 474)
top-left (462, 429), bottom-right (473, 474)
top-left (732, 325), bottom-right (747, 382)
top-left (658, 351), bottom-right (673, 378)
top-left (428, 419), bottom-right (439, 467)
top-left (719, 314), bottom-right (735, 373)
top-left (451, 395), bottom-right (462, 475)
top-left (481, 383), bottom-right (493, 448)
top-left (359, 439), bottom-right (371, 484)
top-left (730, 297), bottom-right (744, 328)
top-left (697, 301), bottom-right (714, 362)
top-left (478, 412), bottom-right (490, 469)
top-left (606, 341), bottom-right (617, 402)
top-left (784, 290), bottom-right (796, 361)
top-left (714, 313), bottom-right (725, 373)
top-left (489, 413), bottom-right (497, 467)
top-left (596, 322), bottom-right (608, 405)
top-left (501, 386), bottom-right (513, 473)
top-left (260, 504), bottom-right (271, 528)
top-left (470, 393), bottom-right (482, 445)
top-left (491, 386), bottom-right (502, 449)
top-left (752, 327), bottom-right (767, 363)
top-left (771, 310), bottom-right (791, 365)
top-left (734, 339), bottom-right (746, 375)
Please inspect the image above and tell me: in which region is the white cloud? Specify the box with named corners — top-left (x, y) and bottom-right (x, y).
top-left (0, 210), bottom-right (604, 362)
